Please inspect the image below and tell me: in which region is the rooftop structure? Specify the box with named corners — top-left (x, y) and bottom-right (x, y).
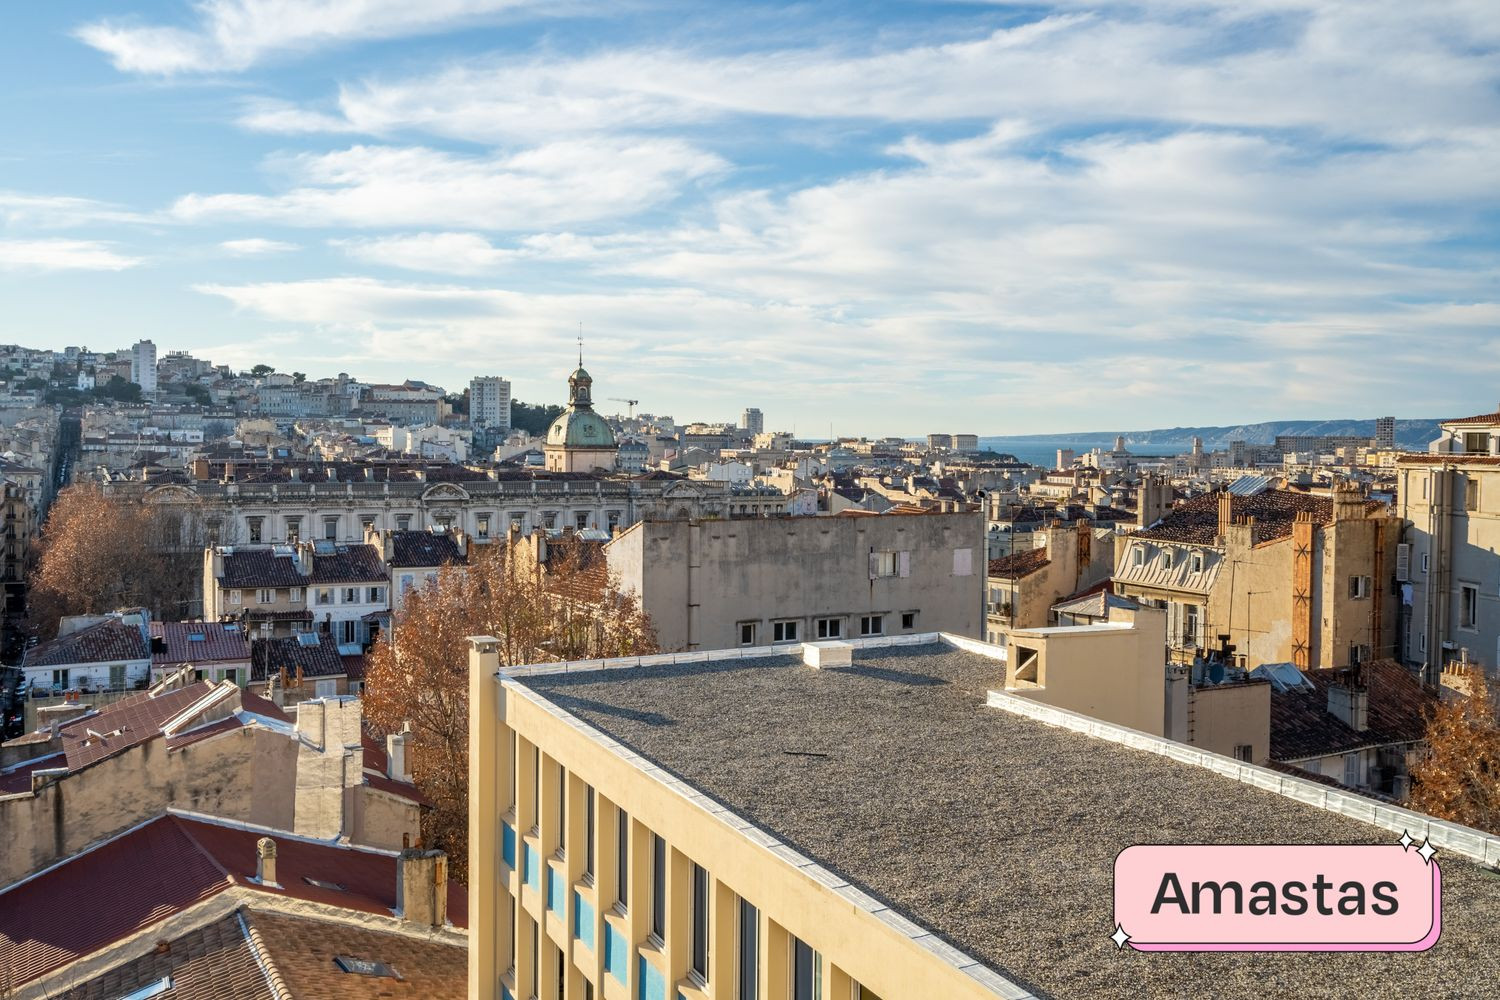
top-left (472, 636), bottom-right (1500, 1000)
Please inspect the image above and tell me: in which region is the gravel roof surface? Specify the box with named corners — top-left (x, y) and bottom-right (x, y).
top-left (520, 644), bottom-right (1500, 1000)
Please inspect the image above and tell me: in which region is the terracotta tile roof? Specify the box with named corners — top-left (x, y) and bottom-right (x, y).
top-left (385, 530), bottom-right (468, 568)
top-left (24, 620), bottom-right (149, 668)
top-left (219, 549), bottom-right (307, 589)
top-left (151, 621), bottom-right (252, 667)
top-left (251, 633), bottom-right (346, 682)
top-left (1135, 489), bottom-right (1383, 546)
top-left (60, 682), bottom-right (220, 770)
top-left (246, 909), bottom-right (465, 1000)
top-left (1269, 659), bottom-right (1437, 762)
top-left (0, 814), bottom-right (468, 992)
top-left (52, 911), bottom-right (273, 1000)
top-left (987, 547), bottom-right (1051, 579)
top-left (309, 544), bottom-right (388, 585)
top-left (1397, 453), bottom-right (1500, 466)
top-left (240, 608), bottom-right (315, 622)
top-left (1443, 409), bottom-right (1500, 425)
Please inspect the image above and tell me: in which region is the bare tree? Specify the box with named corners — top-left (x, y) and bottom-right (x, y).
top-left (362, 536), bottom-right (655, 879)
top-left (1409, 670), bottom-right (1500, 834)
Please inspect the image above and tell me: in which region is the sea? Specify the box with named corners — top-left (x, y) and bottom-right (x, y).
top-left (978, 437), bottom-right (1197, 468)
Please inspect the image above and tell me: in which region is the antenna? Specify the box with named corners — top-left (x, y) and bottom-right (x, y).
top-left (577, 323), bottom-right (584, 367)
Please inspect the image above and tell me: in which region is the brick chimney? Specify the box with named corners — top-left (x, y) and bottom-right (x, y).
top-left (1217, 491), bottom-right (1233, 540)
top-left (396, 848), bottom-right (449, 928)
top-left (256, 837), bottom-right (278, 886)
top-left (1327, 670), bottom-right (1369, 732)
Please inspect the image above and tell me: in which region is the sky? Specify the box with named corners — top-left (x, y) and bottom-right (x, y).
top-left (0, 1), bottom-right (1496, 436)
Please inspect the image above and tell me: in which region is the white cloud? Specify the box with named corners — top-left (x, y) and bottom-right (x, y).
top-left (0, 191), bottom-right (150, 228)
top-left (254, 4), bottom-right (1500, 145)
top-left (171, 140), bottom-right (725, 230)
top-left (0, 239), bottom-right (142, 271)
top-left (76, 0), bottom-right (543, 74)
top-left (220, 237), bottom-right (299, 255)
top-left (333, 232), bottom-right (515, 274)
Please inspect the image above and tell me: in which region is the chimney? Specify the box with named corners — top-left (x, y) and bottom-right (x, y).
top-left (256, 837), bottom-right (279, 886)
top-left (396, 848), bottom-right (449, 928)
top-left (1327, 671), bottom-right (1370, 732)
top-left (387, 724), bottom-right (413, 782)
top-left (1217, 492), bottom-right (1233, 539)
top-left (191, 457), bottom-right (210, 480)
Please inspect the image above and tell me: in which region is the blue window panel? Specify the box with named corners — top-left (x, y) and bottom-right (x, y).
top-left (502, 824), bottom-right (516, 869)
top-left (573, 891), bottom-right (596, 951)
top-left (637, 955), bottom-right (666, 1000)
top-left (604, 922), bottom-right (629, 984)
top-left (501, 988), bottom-right (513, 1000)
top-left (547, 867), bottom-right (565, 917)
top-left (522, 843), bottom-right (540, 892)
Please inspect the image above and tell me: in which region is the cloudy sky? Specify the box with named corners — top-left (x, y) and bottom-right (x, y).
top-left (1, 1), bottom-right (1496, 435)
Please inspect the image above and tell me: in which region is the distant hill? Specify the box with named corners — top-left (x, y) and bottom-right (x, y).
top-left (980, 417), bottom-right (1442, 455)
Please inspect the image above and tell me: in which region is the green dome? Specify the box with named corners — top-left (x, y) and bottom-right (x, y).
top-left (547, 407), bottom-right (616, 448)
top-left (570, 366), bottom-right (592, 382)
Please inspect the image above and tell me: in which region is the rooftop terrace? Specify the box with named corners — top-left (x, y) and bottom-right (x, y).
top-left (517, 641), bottom-right (1500, 1000)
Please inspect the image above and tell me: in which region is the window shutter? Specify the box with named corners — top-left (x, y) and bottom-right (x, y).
top-left (898, 550), bottom-right (910, 578)
top-left (1394, 543), bottom-right (1410, 582)
top-left (869, 551), bottom-right (880, 579)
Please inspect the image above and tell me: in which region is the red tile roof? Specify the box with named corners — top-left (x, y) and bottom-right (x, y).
top-left (987, 547), bottom-right (1051, 579)
top-left (1136, 489), bottom-right (1383, 546)
top-left (1269, 660), bottom-right (1437, 762)
top-left (309, 544), bottom-right (389, 585)
top-left (51, 911), bottom-right (272, 1000)
top-left (250, 633), bottom-right (347, 682)
top-left (219, 549), bottom-right (307, 589)
top-left (385, 530), bottom-right (468, 568)
top-left (246, 910), bottom-right (465, 1000)
top-left (0, 813), bottom-right (468, 990)
top-left (1443, 409), bottom-right (1500, 425)
top-left (151, 621), bottom-right (252, 667)
top-left (23, 620), bottom-right (149, 668)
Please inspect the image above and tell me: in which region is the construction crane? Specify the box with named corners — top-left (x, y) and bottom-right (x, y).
top-left (608, 397), bottom-right (640, 418)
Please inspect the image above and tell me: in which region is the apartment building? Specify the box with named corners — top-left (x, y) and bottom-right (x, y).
top-left (130, 338), bottom-right (157, 395)
top-left (1396, 408), bottom-right (1500, 677)
top-left (1113, 483), bottom-right (1400, 669)
top-left (984, 519), bottom-right (1115, 635)
top-left (466, 635), bottom-right (1500, 1000)
top-left (474, 375), bottom-right (514, 432)
top-left (604, 511), bottom-right (984, 651)
top-left (202, 541), bottom-right (389, 646)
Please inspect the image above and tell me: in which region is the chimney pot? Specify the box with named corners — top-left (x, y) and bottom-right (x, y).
top-left (396, 848), bottom-right (449, 928)
top-left (256, 836), bottom-right (278, 885)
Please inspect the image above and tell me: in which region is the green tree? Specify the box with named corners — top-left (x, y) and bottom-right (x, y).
top-left (511, 400), bottom-right (565, 435)
top-left (249, 364), bottom-right (274, 377)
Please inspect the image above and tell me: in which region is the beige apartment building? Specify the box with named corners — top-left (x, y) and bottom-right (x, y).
top-left (1397, 406), bottom-right (1500, 677)
top-left (465, 634), bottom-right (1500, 1000)
top-left (1113, 484), bottom-right (1400, 669)
top-left (984, 519), bottom-right (1115, 636)
top-left (604, 511), bottom-right (984, 651)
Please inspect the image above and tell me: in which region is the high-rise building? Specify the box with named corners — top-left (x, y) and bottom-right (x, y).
top-left (130, 340), bottom-right (157, 395)
top-left (740, 407), bottom-right (764, 434)
top-left (470, 376), bottom-right (512, 432)
top-left (1375, 416), bottom-right (1396, 450)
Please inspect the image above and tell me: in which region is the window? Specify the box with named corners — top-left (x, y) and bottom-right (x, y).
top-left (110, 664), bottom-right (126, 689)
top-left (340, 620), bottom-right (357, 645)
top-left (1349, 643), bottom-right (1370, 665)
top-left (360, 514), bottom-right (376, 530)
top-left (860, 614), bottom-right (883, 636)
top-left (651, 834), bottom-right (666, 940)
top-left (952, 547), bottom-right (974, 577)
top-left (477, 514), bottom-right (491, 539)
top-left (557, 762), bottom-right (567, 855)
top-left (1464, 432), bottom-right (1489, 454)
top-left (738, 899), bottom-right (759, 1000)
top-left (585, 786), bottom-right (596, 879)
top-left (1343, 753), bottom-right (1359, 788)
top-left (1190, 551), bottom-right (1204, 573)
top-left (396, 514), bottom-right (412, 531)
top-left (1233, 744), bottom-right (1253, 762)
top-left (616, 811), bottom-right (629, 908)
top-left (289, 587), bottom-right (303, 602)
top-left (738, 622), bottom-right (757, 646)
top-left (870, 551), bottom-right (897, 578)
top-left (1421, 552), bottom-right (1430, 574)
top-left (691, 863), bottom-right (710, 980)
top-left (815, 617), bottom-right (842, 639)
top-left (791, 937), bottom-right (821, 1000)
top-left (285, 517), bottom-right (301, 542)
top-left (1461, 584), bottom-right (1479, 629)
top-left (257, 588), bottom-right (275, 604)
top-left (1132, 546), bottom-right (1145, 568)
top-left (247, 517), bottom-right (263, 543)
top-left (772, 620), bottom-right (799, 643)
top-left (1348, 575), bottom-right (1370, 600)
top-left (323, 517), bottom-right (338, 541)
top-left (543, 511), bottom-right (559, 529)
top-left (400, 574), bottom-right (415, 594)
top-left (1183, 604), bottom-right (1199, 647)
top-left (1162, 551), bottom-right (1173, 570)
top-left (576, 511), bottom-right (590, 530)
top-left (901, 611), bottom-right (916, 631)
top-left (315, 678), bottom-right (337, 698)
top-left (608, 511), bottom-right (622, 532)
top-left (316, 588), bottom-right (333, 605)
top-left (368, 586), bottom-right (383, 603)
top-left (1467, 476), bottom-right (1480, 511)
top-left (230, 589), bottom-right (241, 605)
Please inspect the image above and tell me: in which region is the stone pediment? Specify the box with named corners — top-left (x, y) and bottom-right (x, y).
top-left (421, 482), bottom-right (471, 502)
top-left (142, 484), bottom-right (202, 505)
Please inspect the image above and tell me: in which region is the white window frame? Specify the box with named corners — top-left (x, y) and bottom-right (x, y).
top-left (288, 587), bottom-right (303, 602)
top-left (815, 617), bottom-right (843, 640)
top-left (772, 620), bottom-right (799, 643)
top-left (738, 621), bottom-right (757, 646)
top-left (256, 588), bottom-right (275, 604)
top-left (229, 590), bottom-right (241, 605)
top-left (860, 614), bottom-right (883, 636)
top-left (316, 588), bottom-right (333, 605)
top-left (1460, 583), bottom-right (1480, 629)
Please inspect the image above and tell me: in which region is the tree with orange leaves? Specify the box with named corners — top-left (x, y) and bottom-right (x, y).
top-left (1409, 669), bottom-right (1500, 834)
top-left (362, 534), bottom-right (655, 878)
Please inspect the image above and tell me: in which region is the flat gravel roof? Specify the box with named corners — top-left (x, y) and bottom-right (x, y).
top-left (520, 644), bottom-right (1500, 1000)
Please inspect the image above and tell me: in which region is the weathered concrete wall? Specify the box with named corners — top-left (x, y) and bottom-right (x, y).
top-left (0, 727), bottom-right (298, 886)
top-left (352, 786), bottom-right (422, 851)
top-left (1190, 681), bottom-right (1271, 762)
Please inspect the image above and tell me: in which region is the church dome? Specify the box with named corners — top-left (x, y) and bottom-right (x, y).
top-left (547, 407), bottom-right (616, 448)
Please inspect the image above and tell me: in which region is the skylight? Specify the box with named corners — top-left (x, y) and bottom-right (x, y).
top-left (334, 956), bottom-right (399, 978)
top-left (303, 875), bottom-right (346, 891)
top-left (117, 977), bottom-right (173, 1000)
top-left (188, 633), bottom-right (206, 641)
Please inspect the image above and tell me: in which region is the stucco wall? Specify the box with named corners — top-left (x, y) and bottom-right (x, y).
top-left (1190, 681), bottom-right (1271, 762)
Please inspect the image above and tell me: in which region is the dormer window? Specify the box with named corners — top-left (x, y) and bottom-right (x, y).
top-left (1190, 552), bottom-right (1204, 573)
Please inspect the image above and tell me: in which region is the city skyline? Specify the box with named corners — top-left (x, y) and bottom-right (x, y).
top-left (1, 1), bottom-right (1497, 435)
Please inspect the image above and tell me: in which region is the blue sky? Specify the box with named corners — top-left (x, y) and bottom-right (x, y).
top-left (0, 1), bottom-right (1496, 435)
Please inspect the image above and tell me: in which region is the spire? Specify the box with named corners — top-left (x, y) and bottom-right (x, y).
top-left (578, 323), bottom-right (584, 368)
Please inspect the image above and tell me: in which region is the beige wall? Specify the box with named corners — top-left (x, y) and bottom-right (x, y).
top-left (1002, 606), bottom-right (1168, 735)
top-left (607, 513), bottom-right (984, 651)
top-left (1189, 682), bottom-right (1271, 762)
